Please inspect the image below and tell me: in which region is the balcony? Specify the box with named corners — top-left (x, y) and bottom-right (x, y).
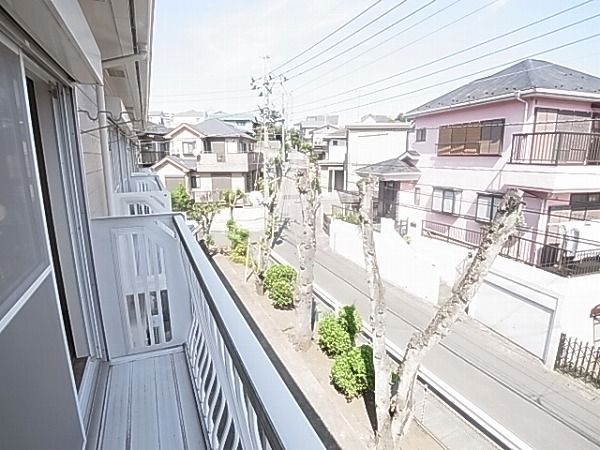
top-left (114, 172), bottom-right (172, 215)
top-left (421, 220), bottom-right (600, 277)
top-left (510, 132), bottom-right (600, 165)
top-left (87, 209), bottom-right (323, 448)
top-left (197, 152), bottom-right (262, 173)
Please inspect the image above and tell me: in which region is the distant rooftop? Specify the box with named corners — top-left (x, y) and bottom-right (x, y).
top-left (361, 114), bottom-right (391, 123)
top-left (192, 118), bottom-right (254, 139)
top-left (174, 109), bottom-right (207, 117)
top-left (407, 59), bottom-right (600, 116)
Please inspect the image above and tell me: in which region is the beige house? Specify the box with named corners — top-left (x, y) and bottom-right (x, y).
top-left (153, 119), bottom-right (261, 201)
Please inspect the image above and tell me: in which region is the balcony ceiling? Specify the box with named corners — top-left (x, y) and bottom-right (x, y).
top-left (79, 0), bottom-right (154, 128)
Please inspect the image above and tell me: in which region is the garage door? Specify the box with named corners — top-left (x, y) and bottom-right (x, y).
top-left (470, 282), bottom-right (554, 359)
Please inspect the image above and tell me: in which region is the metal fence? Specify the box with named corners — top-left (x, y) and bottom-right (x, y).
top-left (554, 333), bottom-right (600, 388)
top-left (511, 132), bottom-right (600, 165)
top-left (421, 220), bottom-right (600, 277)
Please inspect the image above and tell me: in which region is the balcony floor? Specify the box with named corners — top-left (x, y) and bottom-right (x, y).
top-left (88, 349), bottom-right (206, 450)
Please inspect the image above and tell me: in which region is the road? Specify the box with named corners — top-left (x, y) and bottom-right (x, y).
top-left (273, 154), bottom-right (600, 450)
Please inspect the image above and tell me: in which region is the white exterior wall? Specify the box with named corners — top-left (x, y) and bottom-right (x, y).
top-left (346, 126), bottom-right (412, 188)
top-left (76, 84), bottom-right (108, 217)
top-left (169, 129), bottom-right (204, 156)
top-left (329, 218), bottom-right (441, 303)
top-left (408, 235), bottom-right (599, 362)
top-left (326, 139), bottom-right (346, 162)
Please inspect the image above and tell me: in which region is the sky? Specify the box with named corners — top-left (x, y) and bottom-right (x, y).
top-left (149, 0), bottom-right (600, 125)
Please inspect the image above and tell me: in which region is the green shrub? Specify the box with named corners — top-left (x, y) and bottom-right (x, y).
top-left (226, 219), bottom-right (250, 264)
top-left (337, 305), bottom-right (363, 341)
top-left (318, 313), bottom-right (353, 358)
top-left (330, 345), bottom-right (374, 400)
top-left (268, 279), bottom-right (294, 309)
top-left (334, 212), bottom-right (362, 225)
top-left (264, 264), bottom-right (297, 291)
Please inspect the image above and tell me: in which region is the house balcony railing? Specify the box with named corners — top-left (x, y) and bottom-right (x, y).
top-left (421, 220), bottom-right (600, 277)
top-left (510, 132), bottom-right (600, 165)
top-left (90, 213), bottom-right (325, 449)
top-left (114, 172), bottom-right (172, 215)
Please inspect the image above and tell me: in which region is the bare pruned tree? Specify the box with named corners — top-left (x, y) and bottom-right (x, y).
top-left (359, 180), bottom-right (525, 448)
top-left (292, 159), bottom-right (321, 350)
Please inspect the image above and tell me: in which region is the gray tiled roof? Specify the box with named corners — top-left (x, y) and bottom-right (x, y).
top-left (361, 114), bottom-right (391, 123)
top-left (167, 155), bottom-right (196, 171)
top-left (356, 156), bottom-right (420, 178)
top-left (408, 59), bottom-right (600, 116)
top-left (192, 119), bottom-right (254, 139)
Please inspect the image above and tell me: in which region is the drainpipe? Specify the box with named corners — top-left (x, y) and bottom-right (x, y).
top-left (515, 91), bottom-right (529, 128)
top-left (96, 84), bottom-right (115, 215)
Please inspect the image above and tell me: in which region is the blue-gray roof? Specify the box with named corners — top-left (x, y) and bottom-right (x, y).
top-left (192, 119), bottom-right (255, 139)
top-left (356, 156), bottom-right (420, 180)
top-left (407, 59), bottom-right (600, 116)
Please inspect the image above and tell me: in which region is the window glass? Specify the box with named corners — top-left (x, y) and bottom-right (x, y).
top-left (442, 190), bottom-right (454, 212)
top-left (0, 43), bottom-right (49, 316)
top-left (432, 189), bottom-right (442, 211)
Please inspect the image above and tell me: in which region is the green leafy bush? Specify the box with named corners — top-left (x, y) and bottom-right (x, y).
top-left (318, 313), bottom-right (353, 358)
top-left (171, 184), bottom-right (193, 212)
top-left (334, 213), bottom-right (362, 225)
top-left (264, 264), bottom-right (297, 291)
top-left (330, 345), bottom-right (374, 400)
top-left (226, 219), bottom-right (250, 264)
top-left (337, 305), bottom-right (363, 342)
top-left (268, 279), bottom-right (294, 309)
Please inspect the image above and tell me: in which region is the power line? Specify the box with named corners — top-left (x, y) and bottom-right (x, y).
top-left (291, 1), bottom-right (598, 112)
top-left (288, 0), bottom-right (438, 80)
top-left (290, 31), bottom-right (600, 120)
top-left (270, 0), bottom-right (384, 74)
top-left (293, 0), bottom-right (499, 92)
top-left (151, 88), bottom-right (250, 97)
top-left (282, 0), bottom-right (411, 76)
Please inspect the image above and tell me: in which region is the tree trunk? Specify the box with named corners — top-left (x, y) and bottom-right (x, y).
top-left (292, 161), bottom-right (320, 351)
top-left (358, 176), bottom-right (394, 449)
top-left (390, 189), bottom-right (525, 444)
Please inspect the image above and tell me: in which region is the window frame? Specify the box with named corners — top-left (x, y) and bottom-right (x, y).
top-left (416, 128), bottom-right (427, 142)
top-left (475, 193), bottom-right (504, 222)
top-left (437, 119), bottom-right (504, 156)
top-left (181, 140), bottom-right (196, 155)
top-left (431, 187), bottom-right (461, 215)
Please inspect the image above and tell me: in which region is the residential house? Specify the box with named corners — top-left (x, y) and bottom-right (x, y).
top-left (209, 111), bottom-right (257, 135)
top-left (360, 114), bottom-right (392, 124)
top-left (148, 110), bottom-right (174, 127)
top-left (344, 121), bottom-right (414, 190)
top-left (310, 124), bottom-right (339, 160)
top-left (295, 114), bottom-right (339, 139)
top-left (319, 129), bottom-right (347, 192)
top-left (171, 109), bottom-right (208, 126)
top-left (0, 1), bottom-right (323, 448)
top-left (137, 123), bottom-right (170, 167)
top-left (382, 59), bottom-right (600, 358)
top-left (153, 119), bottom-right (260, 201)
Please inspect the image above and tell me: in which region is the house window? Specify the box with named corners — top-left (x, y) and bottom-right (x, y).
top-left (414, 187), bottom-right (421, 206)
top-left (437, 119), bottom-right (504, 155)
top-left (570, 192), bottom-right (600, 208)
top-left (432, 188), bottom-right (461, 214)
top-left (416, 128), bottom-right (427, 142)
top-left (182, 141), bottom-right (196, 155)
top-left (331, 140), bottom-right (339, 146)
top-left (476, 193), bottom-right (503, 222)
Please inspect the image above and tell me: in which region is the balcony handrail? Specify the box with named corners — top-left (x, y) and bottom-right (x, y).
top-left (510, 131), bottom-right (600, 165)
top-left (173, 215), bottom-right (325, 450)
top-left (421, 219), bottom-right (600, 277)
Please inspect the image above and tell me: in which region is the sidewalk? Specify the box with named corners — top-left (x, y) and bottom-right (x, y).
top-left (213, 255), bottom-right (442, 450)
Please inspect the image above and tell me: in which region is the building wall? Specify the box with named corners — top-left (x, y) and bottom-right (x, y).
top-left (346, 127), bottom-right (412, 188)
top-left (169, 128), bottom-right (203, 155)
top-left (76, 84), bottom-right (107, 218)
top-left (326, 139), bottom-right (346, 162)
top-left (404, 98), bottom-right (600, 233)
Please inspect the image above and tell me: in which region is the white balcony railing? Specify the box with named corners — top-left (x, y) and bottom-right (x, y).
top-left (90, 213), bottom-right (324, 449)
top-left (115, 172), bottom-right (172, 215)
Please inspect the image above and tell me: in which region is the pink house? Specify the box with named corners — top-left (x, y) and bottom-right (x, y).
top-left (394, 59), bottom-right (600, 277)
